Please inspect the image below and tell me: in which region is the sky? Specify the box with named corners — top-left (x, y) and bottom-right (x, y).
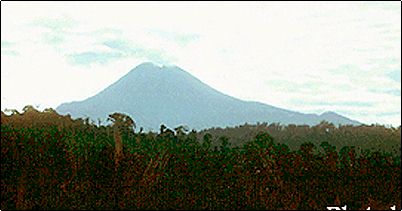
top-left (1, 1), bottom-right (401, 126)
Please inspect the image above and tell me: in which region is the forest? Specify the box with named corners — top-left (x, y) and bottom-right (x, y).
top-left (1, 106), bottom-right (401, 210)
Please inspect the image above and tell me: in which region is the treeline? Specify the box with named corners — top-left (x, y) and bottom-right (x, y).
top-left (198, 121), bottom-right (401, 156)
top-left (1, 107), bottom-right (401, 210)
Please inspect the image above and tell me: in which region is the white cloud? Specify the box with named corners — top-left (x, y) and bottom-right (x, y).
top-left (1, 1), bottom-right (401, 126)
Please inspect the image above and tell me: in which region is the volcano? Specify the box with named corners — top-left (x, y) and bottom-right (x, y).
top-left (56, 62), bottom-right (360, 130)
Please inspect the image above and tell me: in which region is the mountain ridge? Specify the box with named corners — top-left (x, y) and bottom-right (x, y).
top-left (56, 62), bottom-right (361, 131)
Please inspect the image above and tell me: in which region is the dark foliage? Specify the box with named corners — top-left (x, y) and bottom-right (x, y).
top-left (1, 108), bottom-right (401, 210)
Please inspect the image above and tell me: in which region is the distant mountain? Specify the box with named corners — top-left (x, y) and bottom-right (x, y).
top-left (56, 62), bottom-right (360, 131)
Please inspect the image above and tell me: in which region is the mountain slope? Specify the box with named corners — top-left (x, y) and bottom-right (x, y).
top-left (56, 62), bottom-right (360, 130)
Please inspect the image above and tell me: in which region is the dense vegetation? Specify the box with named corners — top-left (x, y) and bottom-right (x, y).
top-left (1, 106), bottom-right (401, 210)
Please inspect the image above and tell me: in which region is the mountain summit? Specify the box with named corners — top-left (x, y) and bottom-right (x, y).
top-left (56, 62), bottom-right (360, 130)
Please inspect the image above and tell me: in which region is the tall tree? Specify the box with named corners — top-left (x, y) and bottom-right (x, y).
top-left (107, 112), bottom-right (136, 167)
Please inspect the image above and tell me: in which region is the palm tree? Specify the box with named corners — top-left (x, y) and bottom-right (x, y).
top-left (107, 112), bottom-right (136, 209)
top-left (107, 112), bottom-right (136, 167)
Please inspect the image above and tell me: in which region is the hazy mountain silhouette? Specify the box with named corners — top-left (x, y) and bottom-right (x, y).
top-left (56, 62), bottom-right (360, 130)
